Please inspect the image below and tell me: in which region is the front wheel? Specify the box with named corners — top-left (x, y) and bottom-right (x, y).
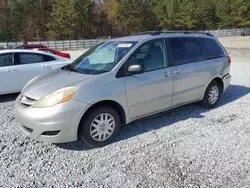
top-left (201, 81), bottom-right (222, 108)
top-left (79, 106), bottom-right (121, 148)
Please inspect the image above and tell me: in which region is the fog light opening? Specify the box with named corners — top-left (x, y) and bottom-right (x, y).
top-left (41, 131), bottom-right (61, 136)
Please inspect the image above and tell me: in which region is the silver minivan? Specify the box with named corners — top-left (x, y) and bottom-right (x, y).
top-left (15, 31), bottom-right (231, 148)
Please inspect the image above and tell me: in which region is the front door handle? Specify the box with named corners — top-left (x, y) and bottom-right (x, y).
top-left (42, 66), bottom-right (49, 69)
top-left (173, 68), bottom-right (181, 75)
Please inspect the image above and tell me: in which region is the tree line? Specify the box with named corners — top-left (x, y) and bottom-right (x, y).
top-left (0, 0), bottom-right (250, 42)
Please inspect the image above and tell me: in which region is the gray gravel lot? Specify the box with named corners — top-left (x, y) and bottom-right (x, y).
top-left (1, 62), bottom-right (250, 188)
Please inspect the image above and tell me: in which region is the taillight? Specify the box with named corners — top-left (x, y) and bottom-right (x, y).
top-left (227, 56), bottom-right (231, 64)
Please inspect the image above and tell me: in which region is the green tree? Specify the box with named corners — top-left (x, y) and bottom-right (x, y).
top-left (196, 0), bottom-right (219, 30)
top-left (153, 0), bottom-right (196, 30)
top-left (75, 0), bottom-right (94, 38)
top-left (105, 0), bottom-right (118, 25)
top-left (231, 0), bottom-right (250, 27)
top-left (36, 0), bottom-right (53, 40)
top-left (47, 0), bottom-right (78, 39)
top-left (0, 5), bottom-right (13, 41)
top-left (154, 0), bottom-right (220, 30)
top-left (0, 0), bottom-right (52, 41)
top-left (47, 0), bottom-right (94, 39)
top-left (215, 0), bottom-right (233, 28)
top-left (1, 0), bottom-right (250, 41)
top-left (4, 0), bottom-right (39, 41)
top-left (113, 0), bottom-right (159, 34)
top-left (92, 2), bottom-right (112, 37)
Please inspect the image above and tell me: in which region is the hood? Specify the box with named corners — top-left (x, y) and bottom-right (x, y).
top-left (22, 69), bottom-right (93, 100)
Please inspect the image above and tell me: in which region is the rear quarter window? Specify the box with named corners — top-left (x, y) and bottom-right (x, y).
top-left (200, 38), bottom-right (225, 59)
top-left (44, 55), bottom-right (56, 61)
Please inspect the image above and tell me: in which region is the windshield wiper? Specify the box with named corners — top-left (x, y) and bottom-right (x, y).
top-left (63, 65), bottom-right (109, 75)
top-left (62, 64), bottom-right (72, 71)
top-left (63, 65), bottom-right (83, 73)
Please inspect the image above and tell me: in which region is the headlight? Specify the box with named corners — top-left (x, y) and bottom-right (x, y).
top-left (32, 86), bottom-right (78, 108)
top-left (22, 76), bottom-right (40, 91)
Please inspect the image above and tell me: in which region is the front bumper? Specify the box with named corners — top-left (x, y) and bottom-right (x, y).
top-left (222, 74), bottom-right (231, 92)
top-left (15, 96), bottom-right (90, 143)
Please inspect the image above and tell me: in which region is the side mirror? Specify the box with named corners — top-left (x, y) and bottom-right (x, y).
top-left (128, 64), bottom-right (144, 75)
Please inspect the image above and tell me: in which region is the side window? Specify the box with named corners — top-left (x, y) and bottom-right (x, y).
top-left (44, 55), bottom-right (56, 61)
top-left (168, 38), bottom-right (204, 66)
top-left (200, 38), bottom-right (225, 59)
top-left (126, 39), bottom-right (166, 72)
top-left (0, 54), bottom-right (13, 67)
top-left (19, 53), bottom-right (44, 64)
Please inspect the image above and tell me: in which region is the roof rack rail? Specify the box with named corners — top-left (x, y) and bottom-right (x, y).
top-left (132, 31), bottom-right (158, 36)
top-left (132, 30), bottom-right (214, 37)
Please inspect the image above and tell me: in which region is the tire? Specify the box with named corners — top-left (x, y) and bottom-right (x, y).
top-left (79, 106), bottom-right (121, 148)
top-left (201, 81), bottom-right (222, 108)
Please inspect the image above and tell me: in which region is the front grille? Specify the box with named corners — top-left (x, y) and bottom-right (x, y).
top-left (20, 95), bottom-right (37, 106)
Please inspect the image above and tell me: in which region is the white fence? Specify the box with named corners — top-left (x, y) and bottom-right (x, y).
top-left (209, 28), bottom-right (250, 37)
top-left (0, 39), bottom-right (109, 50)
top-left (1, 28), bottom-right (250, 50)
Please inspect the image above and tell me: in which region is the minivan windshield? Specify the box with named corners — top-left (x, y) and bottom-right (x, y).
top-left (65, 41), bottom-right (137, 74)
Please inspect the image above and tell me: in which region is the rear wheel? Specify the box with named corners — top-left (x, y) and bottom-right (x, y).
top-left (79, 106), bottom-right (121, 148)
top-left (201, 81), bottom-right (222, 108)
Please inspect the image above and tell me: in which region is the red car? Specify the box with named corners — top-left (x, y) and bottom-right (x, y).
top-left (33, 47), bottom-right (71, 59)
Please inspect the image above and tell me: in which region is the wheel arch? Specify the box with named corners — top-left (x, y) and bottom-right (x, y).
top-left (77, 100), bottom-right (127, 135)
top-left (202, 77), bottom-right (224, 99)
top-left (211, 77), bottom-right (224, 91)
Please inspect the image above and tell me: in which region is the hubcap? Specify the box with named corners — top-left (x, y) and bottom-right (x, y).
top-left (208, 86), bottom-right (219, 104)
top-left (90, 113), bottom-right (115, 142)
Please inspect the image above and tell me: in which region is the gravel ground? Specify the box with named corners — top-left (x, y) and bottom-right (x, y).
top-left (1, 62), bottom-right (250, 188)
top-left (226, 48), bottom-right (250, 63)
top-left (218, 36), bottom-right (250, 49)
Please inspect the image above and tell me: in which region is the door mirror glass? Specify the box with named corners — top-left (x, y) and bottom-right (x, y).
top-left (128, 64), bottom-right (144, 74)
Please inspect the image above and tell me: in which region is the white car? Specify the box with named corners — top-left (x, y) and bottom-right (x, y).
top-left (0, 49), bottom-right (72, 95)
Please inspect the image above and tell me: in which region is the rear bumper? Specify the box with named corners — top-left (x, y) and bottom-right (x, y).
top-left (222, 74), bottom-right (231, 92)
